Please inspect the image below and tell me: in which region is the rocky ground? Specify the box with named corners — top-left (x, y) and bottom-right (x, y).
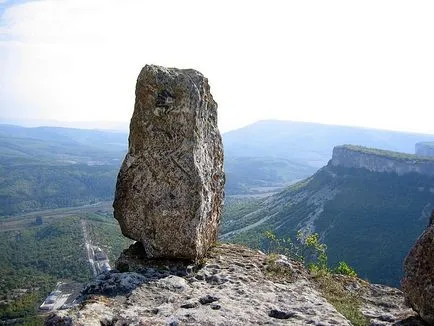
top-left (46, 243), bottom-right (424, 326)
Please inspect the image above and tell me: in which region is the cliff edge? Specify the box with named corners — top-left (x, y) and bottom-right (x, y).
top-left (330, 144), bottom-right (434, 176)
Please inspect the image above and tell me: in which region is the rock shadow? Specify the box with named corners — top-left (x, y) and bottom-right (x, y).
top-left (393, 316), bottom-right (428, 326)
top-left (80, 242), bottom-right (198, 298)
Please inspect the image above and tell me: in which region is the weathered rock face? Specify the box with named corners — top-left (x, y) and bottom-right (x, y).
top-left (46, 243), bottom-right (422, 326)
top-left (113, 65), bottom-right (224, 260)
top-left (402, 215), bottom-right (434, 324)
top-left (330, 145), bottom-right (434, 176)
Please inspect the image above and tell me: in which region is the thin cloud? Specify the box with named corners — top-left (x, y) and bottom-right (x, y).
top-left (0, 1), bottom-right (433, 133)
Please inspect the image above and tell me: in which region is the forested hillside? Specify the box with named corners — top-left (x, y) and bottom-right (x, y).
top-left (0, 164), bottom-right (118, 216)
top-left (221, 162), bottom-right (433, 287)
top-left (0, 125), bottom-right (126, 216)
top-left (0, 213), bottom-right (132, 323)
top-left (0, 216), bottom-right (89, 322)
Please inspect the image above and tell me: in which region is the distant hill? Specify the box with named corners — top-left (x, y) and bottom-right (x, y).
top-left (0, 124), bottom-right (127, 165)
top-left (2, 121), bottom-right (434, 215)
top-left (220, 145), bottom-right (434, 287)
top-left (0, 118), bottom-right (129, 132)
top-left (0, 125), bottom-right (128, 216)
top-left (224, 156), bottom-right (316, 195)
top-left (223, 120), bottom-right (434, 168)
top-left (0, 124), bottom-right (312, 213)
top-left (0, 164), bottom-right (119, 216)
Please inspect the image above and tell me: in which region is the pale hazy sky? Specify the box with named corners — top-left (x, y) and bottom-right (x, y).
top-left (0, 0), bottom-right (433, 133)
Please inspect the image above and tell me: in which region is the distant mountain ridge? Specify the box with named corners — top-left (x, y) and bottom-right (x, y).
top-left (0, 124), bottom-right (127, 165)
top-left (224, 120), bottom-right (434, 168)
top-left (0, 118), bottom-right (129, 132)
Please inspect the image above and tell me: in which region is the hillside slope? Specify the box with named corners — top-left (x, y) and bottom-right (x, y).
top-left (0, 124), bottom-right (127, 165)
top-left (224, 156), bottom-right (316, 195)
top-left (221, 146), bottom-right (434, 287)
top-left (0, 125), bottom-right (127, 216)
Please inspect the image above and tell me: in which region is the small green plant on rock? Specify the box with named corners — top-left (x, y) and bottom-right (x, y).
top-left (297, 231), bottom-right (328, 275)
top-left (334, 261), bottom-right (357, 277)
top-left (264, 230), bottom-right (302, 260)
top-left (265, 230), bottom-right (357, 277)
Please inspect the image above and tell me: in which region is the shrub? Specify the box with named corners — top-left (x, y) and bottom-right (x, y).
top-left (334, 261), bottom-right (357, 277)
top-left (263, 230), bottom-right (302, 260)
top-left (297, 231), bottom-right (328, 273)
top-left (264, 230), bottom-right (357, 277)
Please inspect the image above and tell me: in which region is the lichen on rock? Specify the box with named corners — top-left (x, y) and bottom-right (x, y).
top-left (113, 64), bottom-right (225, 261)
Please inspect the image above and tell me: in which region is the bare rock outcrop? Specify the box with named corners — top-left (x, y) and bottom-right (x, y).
top-left (330, 144), bottom-right (434, 176)
top-left (46, 243), bottom-right (423, 326)
top-left (46, 244), bottom-right (351, 325)
top-left (113, 65), bottom-right (224, 260)
top-left (402, 210), bottom-right (434, 324)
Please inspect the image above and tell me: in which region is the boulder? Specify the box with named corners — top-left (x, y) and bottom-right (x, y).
top-left (113, 64), bottom-right (224, 260)
top-left (401, 211), bottom-right (434, 324)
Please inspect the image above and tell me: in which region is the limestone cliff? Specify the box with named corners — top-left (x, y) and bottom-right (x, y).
top-left (46, 243), bottom-right (423, 326)
top-left (415, 141), bottom-right (434, 157)
top-left (330, 144), bottom-right (434, 176)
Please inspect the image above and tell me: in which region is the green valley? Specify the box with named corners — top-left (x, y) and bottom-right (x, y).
top-left (0, 125), bottom-right (126, 217)
top-left (0, 210), bottom-right (132, 323)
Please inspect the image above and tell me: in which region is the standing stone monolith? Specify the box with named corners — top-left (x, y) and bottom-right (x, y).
top-left (401, 210), bottom-right (434, 324)
top-left (113, 65), bottom-right (224, 260)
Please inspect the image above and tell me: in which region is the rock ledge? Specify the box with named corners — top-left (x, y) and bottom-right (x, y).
top-left (46, 243), bottom-right (422, 326)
